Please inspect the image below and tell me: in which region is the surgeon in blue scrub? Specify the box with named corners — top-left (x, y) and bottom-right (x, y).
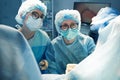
top-left (46, 9), bottom-right (95, 74)
top-left (15, 0), bottom-right (50, 73)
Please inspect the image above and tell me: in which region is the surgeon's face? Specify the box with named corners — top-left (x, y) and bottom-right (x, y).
top-left (25, 9), bottom-right (44, 20)
top-left (60, 20), bottom-right (78, 31)
top-left (23, 9), bottom-right (44, 31)
top-left (60, 20), bottom-right (79, 41)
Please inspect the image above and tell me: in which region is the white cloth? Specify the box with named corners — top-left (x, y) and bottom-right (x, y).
top-left (0, 25), bottom-right (42, 80)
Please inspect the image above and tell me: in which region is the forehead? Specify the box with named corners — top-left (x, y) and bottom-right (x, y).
top-left (62, 20), bottom-right (76, 24)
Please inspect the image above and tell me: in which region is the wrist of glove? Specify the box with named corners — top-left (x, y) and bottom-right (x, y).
top-left (65, 64), bottom-right (77, 74)
top-left (39, 60), bottom-right (48, 70)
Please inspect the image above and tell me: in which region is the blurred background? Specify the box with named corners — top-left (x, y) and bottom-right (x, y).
top-left (0, 0), bottom-right (120, 39)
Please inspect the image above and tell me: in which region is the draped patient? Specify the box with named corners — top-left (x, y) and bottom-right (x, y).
top-left (0, 25), bottom-right (42, 80)
top-left (64, 15), bottom-right (120, 80)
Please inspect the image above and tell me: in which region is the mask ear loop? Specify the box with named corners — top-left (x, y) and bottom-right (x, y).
top-left (21, 12), bottom-right (26, 20)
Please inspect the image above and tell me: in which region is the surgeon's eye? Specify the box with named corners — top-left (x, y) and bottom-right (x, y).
top-left (40, 14), bottom-right (44, 19)
top-left (60, 24), bottom-right (69, 30)
top-left (70, 23), bottom-right (78, 29)
top-left (60, 23), bottom-right (78, 31)
top-left (31, 11), bottom-right (44, 19)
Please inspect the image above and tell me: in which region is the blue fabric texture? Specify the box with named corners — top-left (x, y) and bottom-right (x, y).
top-left (28, 29), bottom-right (51, 64)
top-left (0, 25), bottom-right (42, 80)
top-left (46, 33), bottom-right (95, 74)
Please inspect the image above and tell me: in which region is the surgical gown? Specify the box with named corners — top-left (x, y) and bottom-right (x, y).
top-left (89, 7), bottom-right (120, 44)
top-left (46, 33), bottom-right (95, 74)
top-left (0, 25), bottom-right (42, 80)
top-left (28, 29), bottom-right (51, 63)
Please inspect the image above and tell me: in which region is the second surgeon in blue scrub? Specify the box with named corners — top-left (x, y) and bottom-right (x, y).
top-left (46, 9), bottom-right (96, 74)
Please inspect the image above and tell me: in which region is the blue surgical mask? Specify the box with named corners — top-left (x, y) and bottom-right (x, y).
top-left (60, 28), bottom-right (79, 40)
top-left (25, 16), bottom-right (43, 31)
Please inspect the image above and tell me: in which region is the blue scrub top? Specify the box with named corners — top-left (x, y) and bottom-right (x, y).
top-left (28, 29), bottom-right (51, 63)
top-left (46, 33), bottom-right (95, 74)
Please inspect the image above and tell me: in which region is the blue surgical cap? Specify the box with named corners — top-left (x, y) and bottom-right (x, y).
top-left (55, 9), bottom-right (81, 34)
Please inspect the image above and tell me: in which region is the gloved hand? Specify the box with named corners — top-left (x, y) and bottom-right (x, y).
top-left (65, 64), bottom-right (77, 74)
top-left (39, 60), bottom-right (48, 70)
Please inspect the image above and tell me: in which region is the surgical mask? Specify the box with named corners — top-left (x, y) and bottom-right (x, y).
top-left (60, 28), bottom-right (79, 40)
top-left (25, 16), bottom-right (43, 31)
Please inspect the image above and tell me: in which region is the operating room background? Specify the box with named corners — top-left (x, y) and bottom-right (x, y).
top-left (0, 0), bottom-right (120, 39)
